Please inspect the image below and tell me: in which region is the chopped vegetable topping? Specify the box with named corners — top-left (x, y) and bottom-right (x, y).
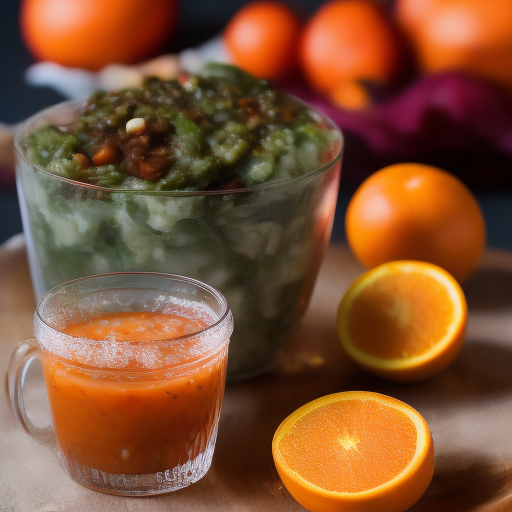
top-left (23, 63), bottom-right (333, 190)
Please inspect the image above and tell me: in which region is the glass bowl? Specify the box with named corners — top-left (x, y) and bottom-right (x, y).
top-left (15, 99), bottom-right (343, 381)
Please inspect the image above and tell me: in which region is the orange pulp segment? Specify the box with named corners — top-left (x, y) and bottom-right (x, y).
top-left (272, 391), bottom-right (434, 512)
top-left (337, 260), bottom-right (467, 382)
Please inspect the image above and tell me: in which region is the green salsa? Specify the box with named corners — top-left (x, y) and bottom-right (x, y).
top-left (17, 64), bottom-right (342, 380)
top-left (25, 63), bottom-right (333, 190)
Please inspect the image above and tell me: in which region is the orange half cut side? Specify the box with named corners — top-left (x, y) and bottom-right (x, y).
top-left (272, 391), bottom-right (435, 512)
top-left (337, 260), bottom-right (467, 382)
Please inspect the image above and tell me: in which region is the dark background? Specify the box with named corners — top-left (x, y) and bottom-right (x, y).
top-left (1, 0), bottom-right (511, 249)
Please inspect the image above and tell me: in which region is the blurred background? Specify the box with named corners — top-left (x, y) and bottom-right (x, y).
top-left (1, 0), bottom-right (512, 248)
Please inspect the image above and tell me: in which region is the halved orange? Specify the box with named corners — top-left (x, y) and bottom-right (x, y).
top-left (337, 260), bottom-right (467, 382)
top-left (272, 391), bottom-right (435, 512)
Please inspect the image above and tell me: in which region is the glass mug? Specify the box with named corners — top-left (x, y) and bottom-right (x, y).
top-left (7, 272), bottom-right (233, 496)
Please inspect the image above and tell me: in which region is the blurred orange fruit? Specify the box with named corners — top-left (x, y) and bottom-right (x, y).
top-left (329, 80), bottom-right (372, 110)
top-left (337, 260), bottom-right (467, 382)
top-left (272, 391), bottom-right (435, 512)
top-left (224, 1), bottom-right (301, 81)
top-left (20, 0), bottom-right (178, 70)
top-left (345, 163), bottom-right (486, 283)
top-left (300, 0), bottom-right (401, 95)
top-left (396, 0), bottom-right (512, 91)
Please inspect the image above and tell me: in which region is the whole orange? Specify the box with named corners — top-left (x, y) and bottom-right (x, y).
top-left (300, 0), bottom-right (401, 94)
top-left (20, 0), bottom-right (178, 70)
top-left (396, 0), bottom-right (512, 91)
top-left (224, 1), bottom-right (301, 81)
top-left (345, 163), bottom-right (486, 283)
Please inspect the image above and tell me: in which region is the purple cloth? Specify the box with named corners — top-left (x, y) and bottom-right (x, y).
top-left (284, 72), bottom-right (512, 190)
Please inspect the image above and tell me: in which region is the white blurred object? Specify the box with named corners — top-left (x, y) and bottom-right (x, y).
top-left (179, 35), bottom-right (229, 74)
top-left (25, 62), bottom-right (98, 99)
top-left (25, 35), bottom-right (230, 99)
top-left (96, 65), bottom-right (144, 92)
top-left (137, 54), bottom-right (182, 80)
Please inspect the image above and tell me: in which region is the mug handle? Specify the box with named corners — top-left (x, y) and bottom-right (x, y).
top-left (7, 339), bottom-right (54, 445)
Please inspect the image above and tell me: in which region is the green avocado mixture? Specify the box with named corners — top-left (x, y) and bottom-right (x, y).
top-left (24, 63), bottom-right (332, 190)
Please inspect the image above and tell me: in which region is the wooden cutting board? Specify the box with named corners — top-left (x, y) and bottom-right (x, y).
top-left (2, 234), bottom-right (512, 512)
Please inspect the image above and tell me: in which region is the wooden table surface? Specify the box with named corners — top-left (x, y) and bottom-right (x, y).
top-left (2, 234), bottom-right (512, 512)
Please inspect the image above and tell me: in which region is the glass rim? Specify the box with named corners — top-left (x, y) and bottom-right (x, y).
top-left (14, 96), bottom-right (344, 197)
top-left (35, 271), bottom-right (232, 348)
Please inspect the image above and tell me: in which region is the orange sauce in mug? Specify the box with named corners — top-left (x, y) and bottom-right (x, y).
top-left (41, 311), bottom-right (227, 476)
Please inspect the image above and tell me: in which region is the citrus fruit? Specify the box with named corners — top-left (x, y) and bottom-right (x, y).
top-left (345, 163), bottom-right (486, 283)
top-left (395, 0), bottom-right (512, 91)
top-left (224, 1), bottom-right (301, 81)
top-left (329, 80), bottom-right (372, 110)
top-left (272, 391), bottom-right (435, 512)
top-left (20, 0), bottom-right (178, 70)
top-left (337, 260), bottom-right (467, 382)
top-left (300, 0), bottom-right (401, 94)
